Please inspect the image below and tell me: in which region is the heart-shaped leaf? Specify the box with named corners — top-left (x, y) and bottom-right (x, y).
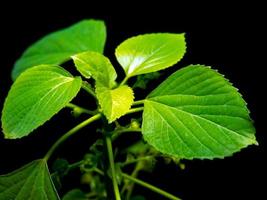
top-left (142, 65), bottom-right (257, 159)
top-left (2, 65), bottom-right (82, 139)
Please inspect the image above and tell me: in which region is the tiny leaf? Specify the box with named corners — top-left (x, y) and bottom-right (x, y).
top-left (96, 85), bottom-right (134, 123)
top-left (142, 65), bottom-right (256, 159)
top-left (2, 65), bottom-right (82, 139)
top-left (0, 159), bottom-right (59, 200)
top-left (72, 51), bottom-right (117, 88)
top-left (62, 189), bottom-right (87, 200)
top-left (12, 19), bottom-right (106, 80)
top-left (115, 33), bottom-right (186, 77)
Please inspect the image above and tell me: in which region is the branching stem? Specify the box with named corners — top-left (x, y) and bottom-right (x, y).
top-left (120, 76), bottom-right (130, 86)
top-left (105, 135), bottom-right (121, 200)
top-left (126, 107), bottom-right (144, 115)
top-left (122, 173), bottom-right (181, 200)
top-left (44, 113), bottom-right (101, 161)
top-left (66, 103), bottom-right (96, 115)
top-left (132, 99), bottom-right (145, 106)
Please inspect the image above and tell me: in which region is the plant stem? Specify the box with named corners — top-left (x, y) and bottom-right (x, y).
top-left (93, 167), bottom-right (104, 176)
top-left (121, 161), bottom-right (142, 199)
top-left (66, 103), bottom-right (96, 115)
top-left (122, 173), bottom-right (181, 200)
top-left (122, 156), bottom-right (154, 167)
top-left (68, 160), bottom-right (84, 170)
top-left (82, 81), bottom-right (96, 98)
top-left (112, 128), bottom-right (142, 141)
top-left (132, 99), bottom-right (145, 106)
top-left (105, 135), bottom-right (121, 200)
top-left (120, 76), bottom-right (130, 86)
top-left (44, 113), bottom-right (101, 161)
top-left (91, 167), bottom-right (181, 200)
top-left (126, 107), bottom-right (144, 115)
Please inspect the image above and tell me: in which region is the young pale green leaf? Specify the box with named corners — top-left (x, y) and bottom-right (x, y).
top-left (96, 85), bottom-right (134, 123)
top-left (12, 19), bottom-right (106, 80)
top-left (2, 65), bottom-right (82, 139)
top-left (0, 159), bottom-right (59, 200)
top-left (115, 33), bottom-right (186, 77)
top-left (142, 65), bottom-right (257, 159)
top-left (72, 51), bottom-right (117, 88)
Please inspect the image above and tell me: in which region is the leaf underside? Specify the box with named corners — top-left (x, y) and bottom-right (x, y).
top-left (115, 33), bottom-right (186, 77)
top-left (12, 19), bottom-right (106, 80)
top-left (1, 65), bottom-right (82, 139)
top-left (0, 159), bottom-right (59, 200)
top-left (142, 65), bottom-right (256, 159)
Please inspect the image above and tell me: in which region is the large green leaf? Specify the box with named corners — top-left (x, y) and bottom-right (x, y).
top-left (72, 51), bottom-right (117, 88)
top-left (2, 65), bottom-right (82, 139)
top-left (115, 33), bottom-right (186, 77)
top-left (0, 159), bottom-right (59, 200)
top-left (142, 65), bottom-right (257, 159)
top-left (96, 85), bottom-right (134, 123)
top-left (12, 19), bottom-right (106, 80)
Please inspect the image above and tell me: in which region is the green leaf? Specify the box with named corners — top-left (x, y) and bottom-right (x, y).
top-left (12, 19), bottom-right (106, 80)
top-left (62, 189), bottom-right (87, 200)
top-left (142, 65), bottom-right (257, 159)
top-left (2, 65), bottom-right (82, 139)
top-left (0, 159), bottom-right (59, 200)
top-left (96, 85), bottom-right (134, 123)
top-left (115, 33), bottom-right (186, 77)
top-left (72, 51), bottom-right (117, 88)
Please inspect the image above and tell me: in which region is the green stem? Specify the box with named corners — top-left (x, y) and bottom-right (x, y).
top-left (122, 173), bottom-right (181, 200)
top-left (93, 167), bottom-right (105, 176)
top-left (44, 113), bottom-right (101, 161)
top-left (112, 128), bottom-right (142, 141)
top-left (82, 81), bottom-right (96, 98)
top-left (121, 161), bottom-right (142, 199)
top-left (68, 160), bottom-right (84, 170)
top-left (132, 99), bottom-right (145, 106)
top-left (66, 103), bottom-right (96, 115)
top-left (126, 107), bottom-right (144, 115)
top-left (122, 156), bottom-right (154, 167)
top-left (120, 76), bottom-right (130, 86)
top-left (92, 168), bottom-right (181, 200)
top-left (105, 136), bottom-right (121, 200)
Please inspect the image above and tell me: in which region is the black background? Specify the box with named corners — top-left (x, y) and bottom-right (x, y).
top-left (0, 1), bottom-right (265, 200)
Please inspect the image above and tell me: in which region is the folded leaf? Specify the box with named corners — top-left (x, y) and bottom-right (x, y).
top-left (96, 85), bottom-right (134, 123)
top-left (142, 65), bottom-right (257, 159)
top-left (72, 51), bottom-right (117, 88)
top-left (2, 65), bottom-right (82, 139)
top-left (12, 19), bottom-right (106, 80)
top-left (115, 33), bottom-right (186, 77)
top-left (0, 159), bottom-right (59, 200)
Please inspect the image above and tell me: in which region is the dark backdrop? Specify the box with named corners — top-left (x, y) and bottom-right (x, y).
top-left (0, 1), bottom-right (265, 200)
